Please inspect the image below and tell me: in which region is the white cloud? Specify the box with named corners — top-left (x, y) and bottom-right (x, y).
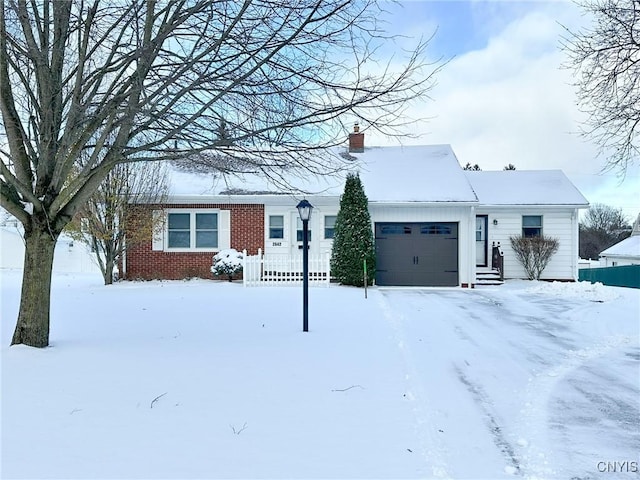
top-left (367, 2), bottom-right (639, 219)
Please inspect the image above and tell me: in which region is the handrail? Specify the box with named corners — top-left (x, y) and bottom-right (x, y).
top-left (492, 242), bottom-right (504, 281)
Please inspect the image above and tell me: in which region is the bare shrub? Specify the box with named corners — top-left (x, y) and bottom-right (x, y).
top-left (509, 236), bottom-right (560, 280)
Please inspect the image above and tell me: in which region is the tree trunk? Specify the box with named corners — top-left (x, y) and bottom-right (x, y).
top-left (104, 256), bottom-right (114, 285)
top-left (11, 221), bottom-right (59, 348)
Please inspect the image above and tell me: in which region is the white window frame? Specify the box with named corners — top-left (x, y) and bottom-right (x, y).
top-left (158, 209), bottom-right (230, 252)
top-left (324, 215), bottom-right (337, 239)
top-left (268, 215), bottom-right (284, 239)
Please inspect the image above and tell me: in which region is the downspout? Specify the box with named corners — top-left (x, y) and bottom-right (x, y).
top-left (469, 206), bottom-right (475, 287)
top-left (571, 208), bottom-right (580, 282)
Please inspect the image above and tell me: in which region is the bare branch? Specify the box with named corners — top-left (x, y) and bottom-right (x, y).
top-left (331, 385), bottom-right (365, 392)
top-left (150, 392), bottom-right (167, 409)
top-left (509, 235), bottom-right (560, 280)
top-left (1, 0), bottom-right (440, 347)
top-left (230, 422), bottom-right (248, 435)
top-left (561, 0), bottom-right (640, 173)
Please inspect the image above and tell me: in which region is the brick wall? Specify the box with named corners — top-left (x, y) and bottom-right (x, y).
top-left (123, 203), bottom-right (264, 280)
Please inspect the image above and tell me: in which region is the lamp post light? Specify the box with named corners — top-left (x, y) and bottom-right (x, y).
top-left (296, 199), bottom-right (313, 332)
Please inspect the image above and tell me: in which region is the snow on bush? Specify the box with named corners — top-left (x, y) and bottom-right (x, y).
top-left (526, 280), bottom-right (620, 302)
top-left (211, 249), bottom-right (243, 282)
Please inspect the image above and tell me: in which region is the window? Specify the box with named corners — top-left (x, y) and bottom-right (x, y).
top-left (168, 213), bottom-right (191, 248)
top-left (296, 217), bottom-right (312, 241)
top-left (167, 212), bottom-right (218, 249)
top-left (195, 213), bottom-right (218, 248)
top-left (420, 224), bottom-right (452, 235)
top-left (269, 215), bottom-right (284, 239)
top-left (324, 216), bottom-right (337, 239)
top-left (380, 225), bottom-right (412, 235)
top-left (522, 215), bottom-right (542, 237)
top-left (475, 217), bottom-right (484, 241)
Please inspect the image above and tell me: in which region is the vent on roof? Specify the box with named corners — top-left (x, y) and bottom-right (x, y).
top-left (349, 123), bottom-right (364, 153)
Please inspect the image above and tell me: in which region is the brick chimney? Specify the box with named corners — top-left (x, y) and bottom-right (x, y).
top-left (348, 123), bottom-right (364, 153)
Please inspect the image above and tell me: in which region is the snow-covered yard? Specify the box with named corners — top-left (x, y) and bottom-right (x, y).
top-left (1, 269), bottom-right (638, 479)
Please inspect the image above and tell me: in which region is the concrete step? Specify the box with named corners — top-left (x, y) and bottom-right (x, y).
top-left (475, 278), bottom-right (504, 287)
top-left (475, 269), bottom-right (503, 286)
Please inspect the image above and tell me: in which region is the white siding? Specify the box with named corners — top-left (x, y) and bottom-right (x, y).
top-left (264, 202), bottom-right (339, 257)
top-left (476, 208), bottom-right (579, 280)
top-left (261, 202), bottom-right (579, 283)
top-left (601, 256), bottom-right (640, 267)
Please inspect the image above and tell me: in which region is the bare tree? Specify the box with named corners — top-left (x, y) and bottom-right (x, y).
top-left (561, 0), bottom-right (640, 173)
top-left (462, 162), bottom-right (481, 171)
top-left (66, 162), bottom-right (168, 285)
top-left (0, 1), bottom-right (440, 347)
top-left (579, 203), bottom-right (631, 259)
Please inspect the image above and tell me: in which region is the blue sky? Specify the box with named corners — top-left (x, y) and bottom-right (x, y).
top-left (385, 1), bottom-right (515, 56)
top-left (366, 1), bottom-right (640, 221)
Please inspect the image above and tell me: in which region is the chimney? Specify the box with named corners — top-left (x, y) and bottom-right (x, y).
top-left (348, 123), bottom-right (364, 153)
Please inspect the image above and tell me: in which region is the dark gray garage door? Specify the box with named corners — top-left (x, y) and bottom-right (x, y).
top-left (375, 222), bottom-right (458, 286)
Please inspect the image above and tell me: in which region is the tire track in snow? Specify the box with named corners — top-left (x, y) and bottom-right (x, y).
top-left (377, 292), bottom-right (453, 479)
top-left (513, 334), bottom-right (634, 480)
top-left (454, 365), bottom-right (522, 476)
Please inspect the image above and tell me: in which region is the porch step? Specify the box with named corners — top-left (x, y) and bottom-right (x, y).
top-left (475, 268), bottom-right (504, 286)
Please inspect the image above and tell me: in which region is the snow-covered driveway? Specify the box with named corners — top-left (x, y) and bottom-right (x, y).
top-left (377, 285), bottom-right (639, 479)
top-left (1, 270), bottom-right (638, 479)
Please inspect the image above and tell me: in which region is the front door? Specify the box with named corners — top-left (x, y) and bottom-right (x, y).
top-left (476, 216), bottom-right (488, 267)
top-left (291, 212), bottom-right (312, 256)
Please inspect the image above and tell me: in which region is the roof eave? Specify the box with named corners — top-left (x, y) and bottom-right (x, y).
top-left (368, 200), bottom-right (479, 206)
top-left (475, 203), bottom-right (589, 209)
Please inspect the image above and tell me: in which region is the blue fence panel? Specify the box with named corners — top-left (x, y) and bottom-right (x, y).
top-left (578, 264), bottom-right (640, 289)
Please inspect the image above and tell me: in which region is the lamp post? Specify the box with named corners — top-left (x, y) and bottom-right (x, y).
top-left (296, 199), bottom-right (313, 332)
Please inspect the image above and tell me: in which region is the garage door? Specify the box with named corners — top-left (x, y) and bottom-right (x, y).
top-left (375, 222), bottom-right (458, 286)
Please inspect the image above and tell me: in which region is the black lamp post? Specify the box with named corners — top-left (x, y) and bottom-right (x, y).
top-left (296, 199), bottom-right (313, 332)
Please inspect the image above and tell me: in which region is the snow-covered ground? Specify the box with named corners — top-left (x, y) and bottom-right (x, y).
top-left (1, 270), bottom-right (638, 479)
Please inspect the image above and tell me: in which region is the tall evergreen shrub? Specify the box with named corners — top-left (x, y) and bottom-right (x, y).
top-left (330, 173), bottom-right (375, 286)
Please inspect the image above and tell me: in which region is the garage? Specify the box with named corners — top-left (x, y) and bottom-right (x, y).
top-left (375, 222), bottom-right (459, 286)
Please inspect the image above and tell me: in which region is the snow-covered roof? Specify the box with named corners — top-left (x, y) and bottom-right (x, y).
top-left (352, 145), bottom-right (477, 203)
top-left (464, 170), bottom-right (589, 207)
top-left (167, 144), bottom-right (478, 203)
top-left (167, 155), bottom-right (348, 197)
top-left (165, 145), bottom-right (588, 207)
top-left (600, 215), bottom-right (640, 258)
top-left (599, 235), bottom-right (640, 259)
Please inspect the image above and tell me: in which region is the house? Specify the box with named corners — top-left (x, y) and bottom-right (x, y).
top-left (0, 224), bottom-right (100, 274)
top-left (598, 214), bottom-right (640, 267)
top-left (122, 130), bottom-right (589, 286)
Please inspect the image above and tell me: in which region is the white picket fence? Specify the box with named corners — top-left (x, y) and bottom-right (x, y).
top-left (242, 248), bottom-right (330, 287)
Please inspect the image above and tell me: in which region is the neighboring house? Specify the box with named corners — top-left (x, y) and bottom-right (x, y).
top-left (599, 214), bottom-right (640, 267)
top-left (0, 225), bottom-right (100, 274)
top-left (123, 130), bottom-right (589, 286)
